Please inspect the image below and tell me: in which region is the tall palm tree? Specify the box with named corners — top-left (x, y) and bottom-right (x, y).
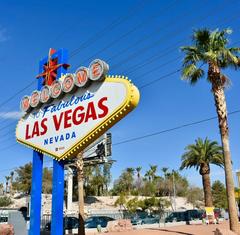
top-left (5, 176), bottom-right (10, 193)
top-left (180, 138), bottom-right (224, 207)
top-left (125, 168), bottom-right (135, 194)
top-left (136, 166), bottom-right (142, 191)
top-left (0, 183), bottom-right (3, 195)
top-left (10, 171), bottom-right (14, 195)
top-left (75, 152), bottom-right (85, 235)
top-left (181, 28), bottom-right (240, 233)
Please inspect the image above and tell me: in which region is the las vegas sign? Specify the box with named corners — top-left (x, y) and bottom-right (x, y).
top-left (16, 59), bottom-right (140, 161)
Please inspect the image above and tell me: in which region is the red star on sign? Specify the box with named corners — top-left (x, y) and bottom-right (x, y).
top-left (36, 48), bottom-right (70, 86)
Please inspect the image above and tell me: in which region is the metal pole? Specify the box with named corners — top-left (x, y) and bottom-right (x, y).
top-left (50, 48), bottom-right (68, 235)
top-left (51, 160), bottom-right (64, 235)
top-left (29, 57), bottom-right (45, 235)
top-left (29, 151), bottom-right (43, 235)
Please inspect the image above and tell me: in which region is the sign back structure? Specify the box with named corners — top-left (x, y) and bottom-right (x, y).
top-left (16, 48), bottom-right (140, 235)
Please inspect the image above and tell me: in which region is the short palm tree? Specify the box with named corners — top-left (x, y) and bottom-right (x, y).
top-left (181, 28), bottom-right (240, 233)
top-left (125, 168), bottom-right (135, 194)
top-left (161, 167), bottom-right (169, 179)
top-left (149, 165), bottom-right (158, 181)
top-left (136, 167), bottom-right (142, 179)
top-left (180, 138), bottom-right (223, 207)
top-left (144, 170), bottom-right (152, 182)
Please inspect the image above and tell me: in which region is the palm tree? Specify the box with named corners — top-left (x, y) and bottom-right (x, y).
top-left (126, 168), bottom-right (135, 194)
top-left (0, 183), bottom-right (3, 195)
top-left (180, 138), bottom-right (224, 207)
top-left (149, 165), bottom-right (158, 181)
top-left (161, 167), bottom-right (169, 179)
top-left (181, 28), bottom-right (240, 233)
top-left (126, 167), bottom-right (135, 176)
top-left (75, 152), bottom-right (85, 235)
top-left (136, 166), bottom-right (142, 191)
top-left (144, 170), bottom-right (152, 182)
top-left (10, 171), bottom-right (14, 195)
top-left (136, 167), bottom-right (142, 179)
top-left (5, 176), bottom-right (10, 193)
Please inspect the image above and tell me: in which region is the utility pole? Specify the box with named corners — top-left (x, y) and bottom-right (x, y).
top-left (76, 152), bottom-right (85, 235)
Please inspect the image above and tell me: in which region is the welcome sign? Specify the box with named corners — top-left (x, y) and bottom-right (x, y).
top-left (16, 59), bottom-right (140, 160)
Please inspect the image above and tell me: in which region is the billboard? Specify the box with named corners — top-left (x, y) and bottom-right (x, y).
top-left (16, 59), bottom-right (140, 161)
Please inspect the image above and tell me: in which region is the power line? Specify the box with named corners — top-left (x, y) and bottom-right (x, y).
top-left (74, 0), bottom-right (179, 65)
top-left (106, 1), bottom-right (205, 63)
top-left (0, 143), bottom-right (18, 152)
top-left (110, 1), bottom-right (238, 71)
top-left (0, 0), bottom-right (236, 114)
top-left (139, 69), bottom-right (181, 89)
top-left (0, 80), bottom-right (35, 110)
top-left (70, 0), bottom-right (151, 57)
top-left (0, 1), bottom-right (149, 114)
top-left (0, 120), bottom-right (17, 132)
top-left (0, 38), bottom-right (238, 143)
top-left (0, 2), bottom-right (238, 144)
top-left (1, 109), bottom-right (240, 164)
top-left (113, 109), bottom-right (240, 146)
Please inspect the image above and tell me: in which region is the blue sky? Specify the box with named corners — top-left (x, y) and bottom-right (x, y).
top-left (0, 0), bottom-right (240, 188)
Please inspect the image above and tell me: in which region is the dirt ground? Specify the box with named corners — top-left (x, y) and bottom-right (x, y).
top-left (86, 221), bottom-right (236, 235)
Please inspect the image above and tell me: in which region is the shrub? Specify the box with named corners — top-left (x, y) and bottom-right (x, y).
top-left (0, 196), bottom-right (12, 207)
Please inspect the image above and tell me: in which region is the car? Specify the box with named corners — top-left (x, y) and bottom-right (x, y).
top-left (185, 209), bottom-right (204, 221)
top-left (42, 215), bottom-right (115, 233)
top-left (141, 214), bottom-right (159, 224)
top-left (165, 209), bottom-right (204, 223)
top-left (165, 211), bottom-right (186, 223)
top-left (85, 216), bottom-right (115, 228)
top-left (43, 216), bottom-right (79, 231)
top-left (130, 215), bottom-right (142, 225)
top-left (130, 213), bottom-right (159, 225)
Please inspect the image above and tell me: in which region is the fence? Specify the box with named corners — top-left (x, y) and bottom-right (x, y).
top-left (41, 214), bottom-right (51, 229)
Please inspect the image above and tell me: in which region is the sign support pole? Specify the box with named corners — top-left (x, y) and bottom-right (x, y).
top-left (51, 160), bottom-right (64, 235)
top-left (29, 56), bottom-right (46, 235)
top-left (50, 48), bottom-right (68, 235)
top-left (29, 151), bottom-right (43, 235)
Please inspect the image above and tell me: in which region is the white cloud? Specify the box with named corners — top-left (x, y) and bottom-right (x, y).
top-left (0, 111), bottom-right (24, 119)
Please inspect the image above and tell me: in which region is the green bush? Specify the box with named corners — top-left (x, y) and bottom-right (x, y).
top-left (0, 196), bottom-right (12, 207)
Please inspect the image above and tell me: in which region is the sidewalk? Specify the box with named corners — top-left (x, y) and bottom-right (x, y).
top-left (86, 221), bottom-right (233, 235)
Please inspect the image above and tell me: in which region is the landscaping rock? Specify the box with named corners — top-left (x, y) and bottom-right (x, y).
top-left (106, 219), bottom-right (133, 232)
top-left (0, 224), bottom-right (14, 235)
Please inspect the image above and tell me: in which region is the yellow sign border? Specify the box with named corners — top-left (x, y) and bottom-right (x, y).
top-left (16, 76), bottom-right (140, 161)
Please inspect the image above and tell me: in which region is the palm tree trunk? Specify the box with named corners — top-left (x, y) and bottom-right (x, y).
top-left (201, 173), bottom-right (213, 207)
top-left (76, 152), bottom-right (85, 235)
top-left (209, 63), bottom-right (239, 233)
